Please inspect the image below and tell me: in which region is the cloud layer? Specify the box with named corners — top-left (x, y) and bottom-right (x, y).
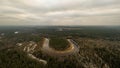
top-left (0, 0), bottom-right (120, 26)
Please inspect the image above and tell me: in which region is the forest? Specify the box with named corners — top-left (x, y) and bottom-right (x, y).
top-left (0, 26), bottom-right (120, 68)
top-left (49, 38), bottom-right (69, 51)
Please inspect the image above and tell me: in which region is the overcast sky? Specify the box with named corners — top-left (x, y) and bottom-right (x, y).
top-left (0, 0), bottom-right (120, 26)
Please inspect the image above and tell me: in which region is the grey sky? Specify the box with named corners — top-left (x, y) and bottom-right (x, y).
top-left (0, 0), bottom-right (120, 26)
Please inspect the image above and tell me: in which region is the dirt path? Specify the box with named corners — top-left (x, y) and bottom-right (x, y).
top-left (41, 38), bottom-right (79, 57)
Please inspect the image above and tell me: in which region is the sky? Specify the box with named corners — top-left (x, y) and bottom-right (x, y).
top-left (0, 0), bottom-right (120, 26)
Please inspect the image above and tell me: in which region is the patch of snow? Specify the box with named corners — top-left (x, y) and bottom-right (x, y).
top-left (14, 31), bottom-right (19, 34)
top-left (28, 54), bottom-right (47, 65)
top-left (24, 46), bottom-right (27, 51)
top-left (16, 43), bottom-right (22, 46)
top-left (23, 41), bottom-right (37, 53)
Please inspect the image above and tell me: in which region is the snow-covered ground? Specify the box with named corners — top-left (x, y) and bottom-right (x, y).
top-left (23, 41), bottom-right (37, 53)
top-left (23, 41), bottom-right (47, 65)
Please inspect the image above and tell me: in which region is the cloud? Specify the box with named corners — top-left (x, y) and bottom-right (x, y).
top-left (0, 0), bottom-right (120, 26)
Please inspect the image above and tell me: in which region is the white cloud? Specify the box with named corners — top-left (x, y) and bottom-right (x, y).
top-left (0, 0), bottom-right (120, 26)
